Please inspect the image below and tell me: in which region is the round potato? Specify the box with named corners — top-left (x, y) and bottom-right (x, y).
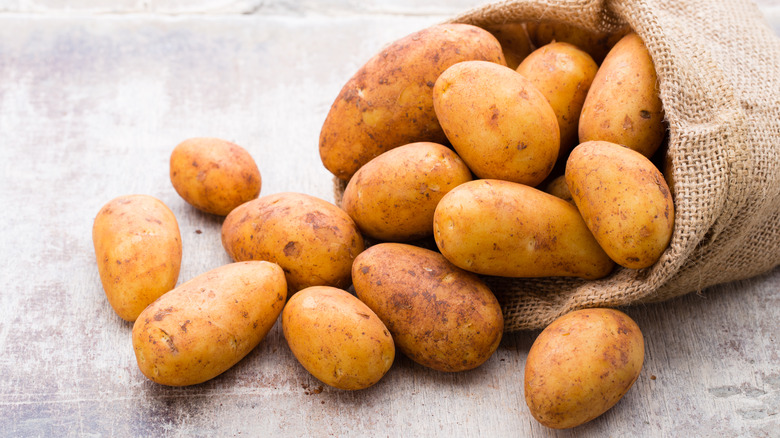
top-left (526, 21), bottom-right (630, 64)
top-left (282, 286), bottom-right (395, 390)
top-left (92, 194), bottom-right (181, 322)
top-left (543, 175), bottom-right (574, 204)
top-left (481, 22), bottom-right (533, 69)
top-left (170, 137), bottom-right (261, 216)
top-left (433, 179), bottom-right (614, 279)
top-left (352, 243), bottom-right (503, 372)
top-left (566, 141), bottom-right (674, 269)
top-left (132, 261), bottom-right (287, 386)
top-left (433, 60), bottom-right (559, 186)
top-left (578, 33), bottom-right (665, 158)
top-left (221, 192), bottom-right (364, 293)
top-left (525, 308), bottom-right (644, 429)
top-left (516, 42), bottom-right (598, 156)
top-left (342, 142), bottom-right (472, 242)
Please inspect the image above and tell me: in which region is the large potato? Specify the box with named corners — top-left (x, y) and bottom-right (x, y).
top-left (169, 137), bottom-right (261, 216)
top-left (92, 194), bottom-right (181, 322)
top-left (132, 261), bottom-right (287, 386)
top-left (526, 21), bottom-right (630, 64)
top-left (433, 179), bottom-right (614, 279)
top-left (221, 192), bottom-right (364, 293)
top-left (516, 42), bottom-right (598, 156)
top-left (282, 286), bottom-right (395, 390)
top-left (481, 22), bottom-right (533, 69)
top-left (352, 243), bottom-right (503, 372)
top-left (433, 60), bottom-right (559, 186)
top-left (342, 142), bottom-right (472, 242)
top-left (319, 24), bottom-right (506, 180)
top-left (578, 33), bottom-right (665, 158)
top-left (525, 308), bottom-right (644, 429)
top-left (566, 141), bottom-right (674, 269)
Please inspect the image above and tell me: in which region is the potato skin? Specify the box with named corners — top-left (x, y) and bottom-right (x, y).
top-left (342, 142), bottom-right (472, 242)
top-left (566, 141), bottom-right (674, 269)
top-left (481, 22), bottom-right (533, 70)
top-left (132, 261), bottom-right (287, 386)
top-left (578, 33), bottom-right (665, 158)
top-left (524, 308), bottom-right (644, 429)
top-left (170, 137), bottom-right (261, 216)
top-left (282, 286), bottom-right (395, 390)
top-left (433, 60), bottom-right (559, 186)
top-left (319, 23), bottom-right (506, 181)
top-left (433, 179), bottom-right (614, 279)
top-left (93, 195), bottom-right (182, 322)
top-left (543, 175), bottom-right (574, 204)
top-left (352, 243), bottom-right (503, 372)
top-left (221, 192), bottom-right (364, 293)
top-left (526, 21), bottom-right (630, 64)
top-left (516, 42), bottom-right (598, 156)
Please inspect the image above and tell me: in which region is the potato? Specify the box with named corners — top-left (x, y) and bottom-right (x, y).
top-left (352, 243), bottom-right (503, 372)
top-left (526, 21), bottom-right (630, 64)
top-left (92, 194), bottom-right (182, 322)
top-left (282, 286), bottom-right (395, 390)
top-left (433, 61), bottom-right (559, 186)
top-left (543, 175), bottom-right (574, 204)
top-left (132, 261), bottom-right (287, 386)
top-left (481, 22), bottom-right (533, 69)
top-left (516, 42), bottom-right (598, 156)
top-left (319, 23), bottom-right (506, 180)
top-left (433, 179), bottom-right (614, 279)
top-left (221, 192), bottom-right (364, 293)
top-left (342, 142), bottom-right (472, 242)
top-left (524, 308), bottom-right (644, 429)
top-left (170, 137), bottom-right (261, 216)
top-left (578, 33), bottom-right (665, 158)
top-left (565, 141), bottom-right (674, 269)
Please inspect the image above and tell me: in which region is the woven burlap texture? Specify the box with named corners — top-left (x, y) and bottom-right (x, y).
top-left (334, 0), bottom-right (780, 331)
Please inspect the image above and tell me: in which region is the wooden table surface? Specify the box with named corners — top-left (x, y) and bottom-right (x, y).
top-left (1, 1), bottom-right (778, 436)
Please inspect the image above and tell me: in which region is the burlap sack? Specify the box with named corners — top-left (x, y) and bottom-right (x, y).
top-left (334, 0), bottom-right (780, 331)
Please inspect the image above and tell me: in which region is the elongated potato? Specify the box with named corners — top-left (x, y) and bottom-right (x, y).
top-left (319, 24), bottom-right (506, 180)
top-left (282, 286), bottom-right (395, 390)
top-left (579, 33), bottom-right (665, 158)
top-left (93, 195), bottom-right (181, 322)
top-left (433, 61), bottom-right (559, 186)
top-left (481, 22), bottom-right (533, 69)
top-left (353, 243), bottom-right (503, 372)
top-left (342, 142), bottom-right (472, 241)
top-left (221, 192), bottom-right (364, 293)
top-left (566, 141), bottom-right (674, 269)
top-left (433, 179), bottom-right (614, 279)
top-left (132, 261), bottom-right (287, 386)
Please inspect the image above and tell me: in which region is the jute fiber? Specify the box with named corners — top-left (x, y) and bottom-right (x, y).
top-left (334, 0), bottom-right (780, 331)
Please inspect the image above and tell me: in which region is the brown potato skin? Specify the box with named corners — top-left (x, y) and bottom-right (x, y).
top-left (481, 22), bottom-right (533, 69)
top-left (433, 61), bottom-right (559, 186)
top-left (433, 179), bottom-right (614, 279)
top-left (526, 21), bottom-right (630, 64)
top-left (524, 308), bottom-right (644, 429)
top-left (319, 24), bottom-right (506, 181)
top-left (544, 175), bottom-right (574, 204)
top-left (132, 261), bottom-right (287, 386)
top-left (170, 137), bottom-right (261, 216)
top-left (93, 195), bottom-right (182, 322)
top-left (566, 141), bottom-right (674, 269)
top-left (342, 142), bottom-right (472, 242)
top-left (221, 192), bottom-right (364, 293)
top-left (282, 286), bottom-right (395, 390)
top-left (578, 33), bottom-right (665, 158)
top-left (352, 243), bottom-right (503, 372)
top-left (517, 42), bottom-right (598, 156)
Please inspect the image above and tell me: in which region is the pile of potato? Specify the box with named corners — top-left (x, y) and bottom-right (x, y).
top-left (92, 19), bottom-right (673, 431)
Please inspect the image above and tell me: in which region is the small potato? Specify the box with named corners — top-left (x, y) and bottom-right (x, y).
top-left (566, 141), bottom-right (674, 269)
top-left (543, 175), bottom-right (574, 204)
top-left (282, 286), bottom-right (395, 390)
top-left (170, 137), bottom-right (261, 216)
top-left (481, 22), bottom-right (533, 69)
top-left (433, 179), bottom-right (614, 279)
top-left (342, 142), bottom-right (472, 242)
top-left (526, 21), bottom-right (630, 64)
top-left (132, 261), bottom-right (287, 386)
top-left (579, 33), bottom-right (665, 158)
top-left (352, 243), bottom-right (503, 372)
top-left (525, 308), bottom-right (644, 429)
top-left (93, 195), bottom-right (181, 322)
top-left (221, 192), bottom-right (364, 293)
top-left (516, 42), bottom-right (598, 156)
top-left (320, 23), bottom-right (506, 180)
top-left (433, 61), bottom-right (559, 186)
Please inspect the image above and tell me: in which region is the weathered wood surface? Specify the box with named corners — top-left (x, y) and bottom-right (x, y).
top-left (0, 1), bottom-right (778, 436)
